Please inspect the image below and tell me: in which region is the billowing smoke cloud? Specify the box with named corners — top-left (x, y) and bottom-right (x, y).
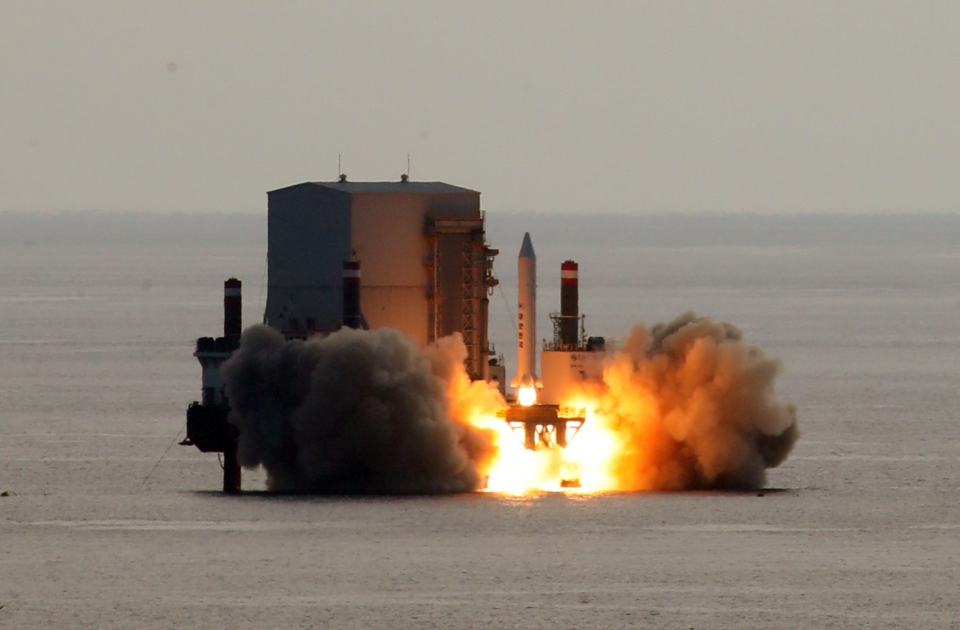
top-left (221, 325), bottom-right (501, 493)
top-left (221, 313), bottom-right (797, 494)
top-left (568, 312), bottom-right (799, 490)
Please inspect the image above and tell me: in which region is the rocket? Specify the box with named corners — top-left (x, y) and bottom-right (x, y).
top-left (511, 232), bottom-right (541, 404)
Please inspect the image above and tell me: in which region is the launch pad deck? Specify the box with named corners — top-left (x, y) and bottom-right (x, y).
top-left (498, 404), bottom-right (587, 450)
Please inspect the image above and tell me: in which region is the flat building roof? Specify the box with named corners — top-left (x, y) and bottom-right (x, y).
top-left (268, 181), bottom-right (479, 195)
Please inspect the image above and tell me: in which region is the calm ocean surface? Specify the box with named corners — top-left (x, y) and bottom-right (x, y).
top-left (2, 213), bottom-right (959, 628)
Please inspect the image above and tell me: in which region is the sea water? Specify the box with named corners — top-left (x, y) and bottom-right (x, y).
top-left (1, 213), bottom-right (959, 628)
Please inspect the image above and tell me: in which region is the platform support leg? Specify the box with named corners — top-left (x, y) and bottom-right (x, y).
top-left (524, 423), bottom-right (537, 450)
top-left (556, 422), bottom-right (567, 448)
top-left (223, 442), bottom-right (241, 494)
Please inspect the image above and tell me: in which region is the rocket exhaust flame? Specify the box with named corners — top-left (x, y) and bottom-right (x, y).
top-left (484, 312), bottom-right (799, 493)
top-left (517, 386), bottom-right (537, 407)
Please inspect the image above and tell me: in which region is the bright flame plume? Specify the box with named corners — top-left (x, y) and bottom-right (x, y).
top-left (463, 313), bottom-right (799, 494)
top-left (517, 386), bottom-right (537, 407)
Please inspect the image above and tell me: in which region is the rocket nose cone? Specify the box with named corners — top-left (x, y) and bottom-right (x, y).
top-left (519, 232), bottom-right (536, 258)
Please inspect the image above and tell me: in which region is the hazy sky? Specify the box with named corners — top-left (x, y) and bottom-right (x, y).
top-left (2, 1), bottom-right (959, 214)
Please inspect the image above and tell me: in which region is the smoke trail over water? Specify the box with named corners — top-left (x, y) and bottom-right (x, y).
top-left (221, 325), bottom-right (500, 493)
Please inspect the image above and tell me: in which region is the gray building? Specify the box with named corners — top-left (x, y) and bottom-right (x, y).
top-left (265, 178), bottom-right (498, 380)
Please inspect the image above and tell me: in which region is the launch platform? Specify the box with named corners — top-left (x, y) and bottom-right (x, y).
top-left (498, 404), bottom-right (586, 450)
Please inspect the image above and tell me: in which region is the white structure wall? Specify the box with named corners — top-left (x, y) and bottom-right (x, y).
top-left (540, 351), bottom-right (582, 405)
top-left (350, 192), bottom-right (432, 348)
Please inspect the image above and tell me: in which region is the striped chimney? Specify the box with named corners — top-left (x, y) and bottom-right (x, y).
top-left (342, 260), bottom-right (361, 329)
top-left (560, 260), bottom-right (578, 346)
top-left (224, 278), bottom-right (242, 340)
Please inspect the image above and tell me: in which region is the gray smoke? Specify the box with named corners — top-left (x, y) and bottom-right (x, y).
top-left (221, 325), bottom-right (497, 493)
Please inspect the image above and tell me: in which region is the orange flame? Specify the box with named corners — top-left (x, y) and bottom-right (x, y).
top-left (452, 314), bottom-right (799, 494)
top-left (517, 386), bottom-right (537, 407)
top-left (467, 393), bottom-right (630, 494)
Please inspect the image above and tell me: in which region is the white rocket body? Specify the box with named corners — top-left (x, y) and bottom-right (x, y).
top-left (511, 232), bottom-right (541, 392)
